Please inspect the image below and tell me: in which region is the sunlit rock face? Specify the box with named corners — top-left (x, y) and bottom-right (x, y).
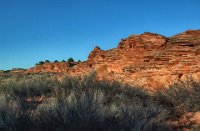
top-left (26, 30), bottom-right (200, 89)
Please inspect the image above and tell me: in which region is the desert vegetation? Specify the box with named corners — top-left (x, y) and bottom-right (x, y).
top-left (34, 57), bottom-right (77, 66)
top-left (67, 57), bottom-right (74, 63)
top-left (0, 73), bottom-right (199, 131)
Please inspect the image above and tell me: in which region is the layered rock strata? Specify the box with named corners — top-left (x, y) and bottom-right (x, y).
top-left (26, 30), bottom-right (200, 88)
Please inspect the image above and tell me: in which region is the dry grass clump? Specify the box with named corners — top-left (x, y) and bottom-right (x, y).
top-left (33, 91), bottom-right (169, 131)
top-left (4, 73), bottom-right (200, 130)
top-left (154, 80), bottom-right (200, 117)
top-left (0, 94), bottom-right (21, 131)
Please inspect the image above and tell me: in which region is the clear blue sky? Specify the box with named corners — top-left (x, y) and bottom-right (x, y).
top-left (0, 0), bottom-right (200, 70)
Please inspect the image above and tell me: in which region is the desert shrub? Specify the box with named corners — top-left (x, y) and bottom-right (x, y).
top-left (37, 61), bottom-right (45, 65)
top-left (67, 57), bottom-right (74, 63)
top-left (115, 103), bottom-right (169, 131)
top-left (33, 90), bottom-right (106, 131)
top-left (0, 75), bottom-right (58, 97)
top-left (0, 94), bottom-right (21, 131)
top-left (3, 70), bottom-right (10, 73)
top-left (33, 89), bottom-right (170, 131)
top-left (154, 80), bottom-right (200, 116)
top-left (0, 73), bottom-right (172, 130)
top-left (44, 60), bottom-right (50, 63)
top-left (57, 73), bottom-right (150, 105)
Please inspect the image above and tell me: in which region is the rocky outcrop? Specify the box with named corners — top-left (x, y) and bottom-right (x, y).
top-left (26, 30), bottom-right (200, 88)
top-left (118, 32), bottom-right (166, 49)
top-left (27, 62), bottom-right (76, 73)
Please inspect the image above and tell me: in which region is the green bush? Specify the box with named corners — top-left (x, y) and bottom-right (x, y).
top-left (3, 70), bottom-right (10, 73)
top-left (36, 61), bottom-right (45, 66)
top-left (45, 60), bottom-right (50, 63)
top-left (67, 57), bottom-right (74, 63)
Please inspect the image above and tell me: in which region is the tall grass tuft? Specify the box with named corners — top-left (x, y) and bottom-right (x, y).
top-left (154, 80), bottom-right (200, 116)
top-left (0, 73), bottom-right (176, 130)
top-left (0, 94), bottom-right (21, 130)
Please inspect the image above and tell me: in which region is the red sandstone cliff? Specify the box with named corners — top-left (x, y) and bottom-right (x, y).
top-left (26, 30), bottom-right (200, 88)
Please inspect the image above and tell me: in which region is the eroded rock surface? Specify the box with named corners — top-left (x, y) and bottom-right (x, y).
top-left (26, 30), bottom-right (200, 88)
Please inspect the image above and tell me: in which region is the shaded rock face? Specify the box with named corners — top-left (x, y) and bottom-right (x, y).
top-left (26, 30), bottom-right (200, 88)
